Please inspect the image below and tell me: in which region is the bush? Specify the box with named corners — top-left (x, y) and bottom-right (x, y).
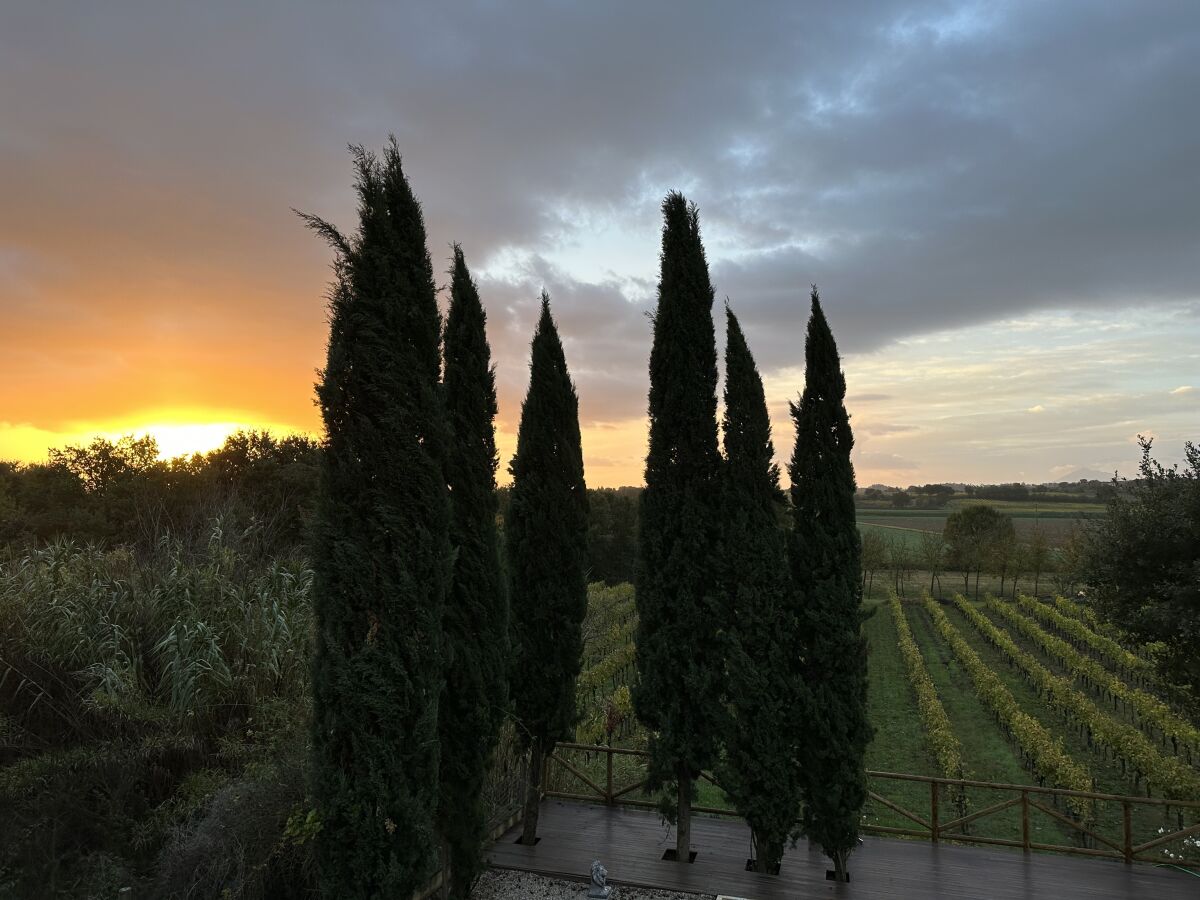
top-left (0, 523), bottom-right (312, 897)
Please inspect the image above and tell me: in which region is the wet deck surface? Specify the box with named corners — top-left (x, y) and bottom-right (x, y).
top-left (486, 800), bottom-right (1198, 899)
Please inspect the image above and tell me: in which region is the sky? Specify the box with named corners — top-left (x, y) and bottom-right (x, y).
top-left (1, 2), bottom-right (1197, 488)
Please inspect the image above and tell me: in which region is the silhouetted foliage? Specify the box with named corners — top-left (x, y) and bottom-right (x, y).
top-left (586, 488), bottom-right (640, 584)
top-left (437, 245), bottom-right (508, 897)
top-left (788, 288), bottom-right (871, 882)
top-left (633, 192), bottom-right (724, 858)
top-left (302, 140), bottom-right (450, 899)
top-left (1084, 437), bottom-right (1200, 707)
top-left (507, 296), bottom-right (589, 845)
top-left (0, 431), bottom-right (320, 553)
top-left (717, 306), bottom-right (802, 873)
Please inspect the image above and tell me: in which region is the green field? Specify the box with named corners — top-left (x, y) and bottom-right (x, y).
top-left (857, 503), bottom-right (1101, 546)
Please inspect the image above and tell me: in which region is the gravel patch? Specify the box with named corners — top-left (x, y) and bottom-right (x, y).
top-left (471, 868), bottom-right (716, 900)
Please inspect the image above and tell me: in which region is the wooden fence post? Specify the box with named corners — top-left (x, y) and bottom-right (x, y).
top-left (1122, 801), bottom-right (1133, 864)
top-left (1021, 790), bottom-right (1030, 852)
top-left (930, 781), bottom-right (940, 843)
top-left (606, 744), bottom-right (614, 804)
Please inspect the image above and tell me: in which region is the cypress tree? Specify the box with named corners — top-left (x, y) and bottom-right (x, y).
top-left (507, 294), bottom-right (589, 845)
top-left (302, 141), bottom-right (450, 898)
top-left (633, 192), bottom-right (724, 860)
top-left (438, 245), bottom-right (508, 897)
top-left (788, 287), bottom-right (872, 883)
top-left (718, 305), bottom-right (804, 873)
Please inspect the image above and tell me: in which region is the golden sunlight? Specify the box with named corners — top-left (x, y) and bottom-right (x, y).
top-left (0, 409), bottom-right (316, 465)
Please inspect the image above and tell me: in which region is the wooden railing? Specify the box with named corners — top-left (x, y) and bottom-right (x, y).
top-left (543, 742), bottom-right (1200, 867)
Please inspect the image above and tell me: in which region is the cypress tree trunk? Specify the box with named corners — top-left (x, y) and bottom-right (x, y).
top-left (676, 764), bottom-right (692, 860)
top-left (301, 140), bottom-right (449, 899)
top-left (520, 737), bottom-right (544, 845)
top-left (508, 296), bottom-right (589, 847)
top-left (633, 193), bottom-right (724, 862)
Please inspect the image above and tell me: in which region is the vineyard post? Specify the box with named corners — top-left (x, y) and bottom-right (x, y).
top-left (1122, 801), bottom-right (1132, 864)
top-left (1021, 790), bottom-right (1030, 851)
top-left (930, 781), bottom-right (940, 842)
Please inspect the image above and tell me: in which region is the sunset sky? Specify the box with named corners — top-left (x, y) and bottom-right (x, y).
top-left (2, 2), bottom-right (1197, 488)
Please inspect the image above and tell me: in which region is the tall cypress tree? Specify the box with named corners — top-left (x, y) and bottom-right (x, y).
top-left (302, 140), bottom-right (450, 898)
top-left (438, 245), bottom-right (507, 898)
top-left (788, 287), bottom-right (872, 882)
top-left (507, 294), bottom-right (589, 845)
top-left (718, 305), bottom-right (804, 873)
top-left (633, 192), bottom-right (724, 860)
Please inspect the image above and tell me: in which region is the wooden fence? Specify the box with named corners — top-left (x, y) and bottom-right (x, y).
top-left (543, 741), bottom-right (1200, 867)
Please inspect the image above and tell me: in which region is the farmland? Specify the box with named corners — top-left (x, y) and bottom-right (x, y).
top-left (563, 583), bottom-right (1200, 862)
top-left (858, 498), bottom-right (1105, 548)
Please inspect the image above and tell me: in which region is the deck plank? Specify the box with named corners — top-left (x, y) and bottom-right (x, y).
top-left (486, 800), bottom-right (1197, 899)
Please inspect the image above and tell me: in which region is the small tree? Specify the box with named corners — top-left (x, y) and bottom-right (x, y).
top-left (634, 193), bottom-right (724, 861)
top-left (989, 529), bottom-right (1018, 597)
top-left (887, 534), bottom-right (913, 597)
top-left (1027, 525), bottom-right (1051, 597)
top-left (1008, 538), bottom-right (1029, 599)
top-left (1082, 437), bottom-right (1200, 701)
top-left (789, 287), bottom-right (872, 882)
top-left (1050, 525), bottom-right (1084, 597)
top-left (717, 305), bottom-right (802, 873)
top-left (437, 246), bottom-right (508, 897)
top-left (860, 530), bottom-right (888, 600)
top-left (302, 140), bottom-right (450, 899)
top-left (918, 530), bottom-right (946, 597)
top-left (943, 505), bottom-right (1015, 598)
top-left (508, 295), bottom-right (589, 845)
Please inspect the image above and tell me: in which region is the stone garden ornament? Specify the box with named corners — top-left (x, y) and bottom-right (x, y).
top-left (588, 859), bottom-right (612, 898)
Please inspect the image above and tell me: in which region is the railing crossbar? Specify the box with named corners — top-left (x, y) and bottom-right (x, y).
top-left (542, 742), bottom-right (1200, 866)
top-left (938, 795), bottom-right (1021, 832)
top-left (867, 789), bottom-right (930, 831)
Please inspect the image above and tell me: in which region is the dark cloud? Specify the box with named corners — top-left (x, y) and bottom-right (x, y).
top-left (1, 1), bottom-right (1197, 433)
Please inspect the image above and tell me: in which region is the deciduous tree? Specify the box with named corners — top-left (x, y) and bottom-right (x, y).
top-left (943, 504), bottom-right (1014, 598)
top-left (1083, 437), bottom-right (1200, 705)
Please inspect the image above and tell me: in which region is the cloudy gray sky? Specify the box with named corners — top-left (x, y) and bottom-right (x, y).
top-left (1, 1), bottom-right (1197, 485)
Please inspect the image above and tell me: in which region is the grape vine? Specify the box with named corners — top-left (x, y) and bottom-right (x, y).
top-left (889, 595), bottom-right (968, 819)
top-left (991, 598), bottom-right (1200, 759)
top-left (922, 596), bottom-right (1094, 819)
top-left (1017, 595), bottom-right (1152, 679)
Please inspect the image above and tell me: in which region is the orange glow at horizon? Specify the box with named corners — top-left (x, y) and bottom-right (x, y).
top-left (0, 408), bottom-right (320, 465)
top-left (0, 408), bottom-right (652, 487)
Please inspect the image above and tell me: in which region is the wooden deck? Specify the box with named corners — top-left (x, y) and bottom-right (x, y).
top-left (487, 800), bottom-right (1198, 899)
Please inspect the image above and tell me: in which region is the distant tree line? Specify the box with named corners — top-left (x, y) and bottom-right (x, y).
top-left (1, 437), bottom-right (643, 585)
top-left (0, 431), bottom-right (321, 555)
top-left (858, 479), bottom-right (1116, 509)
